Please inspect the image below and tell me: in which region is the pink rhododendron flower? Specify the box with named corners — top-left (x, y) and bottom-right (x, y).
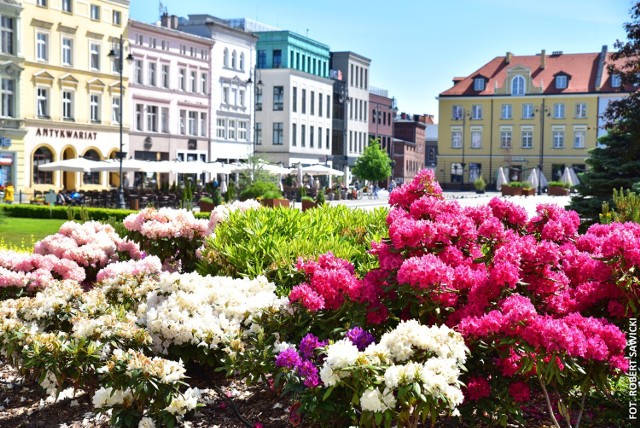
top-left (465, 376), bottom-right (491, 401)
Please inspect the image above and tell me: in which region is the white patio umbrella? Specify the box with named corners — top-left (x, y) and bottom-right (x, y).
top-left (300, 164), bottom-right (345, 176)
top-left (38, 157), bottom-right (103, 173)
top-left (202, 162), bottom-right (234, 175)
top-left (496, 167), bottom-right (508, 191)
top-left (560, 167), bottom-right (580, 187)
top-left (167, 160), bottom-right (209, 174)
top-left (219, 178), bottom-right (228, 194)
top-left (89, 159), bottom-right (144, 172)
top-left (527, 168), bottom-right (539, 190)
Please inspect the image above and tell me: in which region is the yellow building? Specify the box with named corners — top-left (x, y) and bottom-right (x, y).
top-left (437, 48), bottom-right (619, 190)
top-left (21, 0), bottom-right (130, 193)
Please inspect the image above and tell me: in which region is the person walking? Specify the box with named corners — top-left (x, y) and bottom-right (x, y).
top-left (373, 184), bottom-right (379, 199)
top-left (3, 181), bottom-right (14, 204)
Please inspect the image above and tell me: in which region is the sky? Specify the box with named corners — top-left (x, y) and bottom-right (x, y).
top-left (130, 0), bottom-right (633, 122)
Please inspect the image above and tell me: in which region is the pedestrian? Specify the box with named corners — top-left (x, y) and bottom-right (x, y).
top-left (3, 181), bottom-right (14, 204)
top-left (389, 180), bottom-right (396, 192)
top-left (373, 184), bottom-right (379, 199)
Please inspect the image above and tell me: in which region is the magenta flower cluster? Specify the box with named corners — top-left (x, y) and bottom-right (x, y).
top-left (275, 333), bottom-right (327, 388)
top-left (0, 249), bottom-right (85, 292)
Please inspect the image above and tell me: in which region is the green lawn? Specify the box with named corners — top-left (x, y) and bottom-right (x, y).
top-left (0, 217), bottom-right (67, 250)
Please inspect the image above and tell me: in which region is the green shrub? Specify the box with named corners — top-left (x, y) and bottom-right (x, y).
top-left (197, 204), bottom-right (389, 291)
top-left (507, 181), bottom-right (524, 188)
top-left (522, 180), bottom-right (533, 190)
top-left (301, 195), bottom-right (314, 203)
top-left (262, 189), bottom-right (284, 199)
top-left (473, 176), bottom-right (486, 191)
top-left (239, 180), bottom-right (279, 201)
top-left (601, 187), bottom-right (640, 224)
top-left (211, 187), bottom-right (223, 205)
top-left (548, 181), bottom-right (570, 188)
top-left (1, 204), bottom-right (135, 221)
top-left (224, 181), bottom-right (236, 202)
top-left (316, 188), bottom-right (326, 205)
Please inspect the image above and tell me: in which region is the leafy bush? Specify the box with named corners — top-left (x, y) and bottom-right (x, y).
top-left (601, 187), bottom-right (640, 224)
top-left (473, 176), bottom-right (486, 191)
top-left (1, 204), bottom-right (136, 221)
top-left (315, 187), bottom-right (326, 205)
top-left (301, 195), bottom-right (315, 203)
top-left (548, 180), bottom-right (571, 188)
top-left (507, 181), bottom-right (524, 188)
top-left (262, 189), bottom-right (284, 199)
top-left (239, 180), bottom-right (279, 201)
top-left (197, 204), bottom-right (388, 291)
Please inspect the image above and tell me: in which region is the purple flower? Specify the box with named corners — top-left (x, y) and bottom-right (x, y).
top-left (296, 360), bottom-right (320, 388)
top-left (346, 327), bottom-right (376, 351)
top-left (275, 348), bottom-right (302, 369)
top-left (299, 333), bottom-right (327, 360)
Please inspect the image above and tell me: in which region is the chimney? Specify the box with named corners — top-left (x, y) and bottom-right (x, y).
top-left (540, 49), bottom-right (546, 69)
top-left (505, 52), bottom-right (512, 64)
top-left (170, 15), bottom-right (179, 30)
top-left (160, 12), bottom-right (169, 28)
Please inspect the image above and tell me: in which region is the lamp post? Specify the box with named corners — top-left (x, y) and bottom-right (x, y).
top-left (107, 36), bottom-right (133, 209)
top-left (536, 101), bottom-right (549, 195)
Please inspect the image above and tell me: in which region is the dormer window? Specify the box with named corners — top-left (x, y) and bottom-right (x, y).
top-left (511, 75), bottom-right (525, 96)
top-left (555, 75), bottom-right (568, 89)
top-left (612, 73), bottom-right (622, 88)
top-left (473, 77), bottom-right (486, 91)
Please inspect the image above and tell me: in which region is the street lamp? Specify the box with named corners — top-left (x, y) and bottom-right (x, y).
top-left (107, 35), bottom-right (133, 209)
top-left (535, 101), bottom-right (550, 195)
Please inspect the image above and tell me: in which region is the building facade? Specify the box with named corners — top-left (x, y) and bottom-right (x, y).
top-left (393, 113), bottom-right (426, 184)
top-left (0, 0), bottom-right (25, 189)
top-left (438, 48), bottom-right (624, 190)
top-left (368, 88), bottom-right (394, 158)
top-left (252, 30), bottom-right (333, 167)
top-left (20, 0), bottom-right (130, 192)
top-left (178, 14), bottom-right (257, 163)
top-left (128, 17), bottom-right (213, 187)
top-left (330, 51), bottom-right (371, 184)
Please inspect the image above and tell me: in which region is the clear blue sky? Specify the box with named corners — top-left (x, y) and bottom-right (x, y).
top-left (130, 0), bottom-right (633, 122)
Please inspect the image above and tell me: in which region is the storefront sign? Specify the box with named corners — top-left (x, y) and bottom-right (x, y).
top-left (35, 128), bottom-right (98, 140)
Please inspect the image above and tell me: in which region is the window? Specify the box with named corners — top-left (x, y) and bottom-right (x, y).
top-left (501, 104), bottom-right (512, 120)
top-left (575, 103), bottom-right (587, 118)
top-left (521, 128), bottom-right (533, 148)
top-left (292, 87), bottom-right (297, 112)
top-left (178, 68), bottom-right (185, 90)
top-left (310, 91), bottom-right (315, 115)
top-left (190, 71), bottom-right (196, 92)
top-left (179, 110), bottom-right (186, 134)
top-left (239, 89), bottom-right (245, 107)
top-left (34, 147), bottom-right (54, 185)
top-left (451, 130), bottom-right (462, 148)
top-left (511, 75), bottom-right (525, 96)
top-left (319, 94), bottom-right (323, 118)
top-left (37, 0), bottom-right (47, 6)
top-left (255, 122), bottom-right (262, 145)
top-left (111, 96), bottom-right (120, 123)
top-left (318, 128), bottom-right (322, 150)
top-left (238, 121), bottom-right (247, 140)
top-left (453, 105), bottom-right (463, 120)
top-left (326, 129), bottom-right (330, 149)
top-left (310, 125), bottom-right (314, 148)
top-left (574, 129), bottom-right (586, 148)
top-left (133, 60), bottom-right (142, 84)
top-left (188, 111), bottom-right (197, 135)
top-left (112, 10), bottom-right (121, 25)
top-left (61, 37), bottom-right (73, 66)
top-left (257, 50), bottom-right (266, 68)
top-left (90, 94), bottom-right (100, 122)
top-left (273, 49), bottom-right (282, 68)
top-left (223, 48), bottom-right (229, 67)
top-left (36, 32), bottom-right (48, 61)
top-left (474, 77), bottom-right (485, 91)
top-left (326, 95), bottom-right (330, 118)
top-left (471, 130), bottom-right (482, 148)
top-left (273, 86), bottom-right (284, 110)
top-left (500, 129), bottom-right (512, 148)
top-left (612, 73), bottom-right (622, 88)
top-left (1, 78), bottom-right (15, 117)
top-left (200, 112), bottom-right (207, 137)
top-left (256, 87), bottom-right (262, 111)
top-left (146, 105), bottom-right (157, 132)
top-left (200, 73), bottom-right (207, 94)
top-left (301, 89), bottom-right (306, 114)
top-left (90, 4), bottom-right (100, 20)
top-left (553, 128), bottom-right (565, 148)
top-left (555, 75), bottom-right (568, 89)
top-left (62, 90), bottom-right (73, 120)
top-left (522, 103), bottom-right (534, 119)
top-left (231, 50), bottom-right (236, 69)
top-left (90, 42), bottom-right (100, 71)
top-left (553, 103), bottom-right (565, 119)
top-left (471, 104), bottom-right (482, 120)
top-left (222, 87), bottom-right (229, 104)
top-left (161, 107), bottom-right (168, 133)
top-left (227, 119), bottom-right (236, 139)
top-left (1, 16), bottom-right (13, 55)
top-left (216, 118), bottom-right (225, 138)
top-left (301, 124), bottom-right (306, 147)
top-left (148, 62), bottom-right (156, 86)
top-left (135, 104), bottom-right (143, 130)
top-left (37, 87), bottom-right (49, 118)
top-left (161, 64), bottom-right (169, 88)
top-left (239, 53), bottom-right (245, 71)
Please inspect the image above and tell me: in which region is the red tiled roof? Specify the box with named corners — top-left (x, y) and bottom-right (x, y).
top-left (440, 51), bottom-right (603, 96)
top-left (599, 52), bottom-right (639, 92)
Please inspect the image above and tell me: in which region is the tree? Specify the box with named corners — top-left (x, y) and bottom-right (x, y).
top-left (351, 139), bottom-right (392, 183)
top-left (569, 2), bottom-right (640, 225)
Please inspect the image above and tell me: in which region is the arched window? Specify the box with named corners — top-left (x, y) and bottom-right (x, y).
top-left (239, 52), bottom-right (245, 71)
top-left (223, 48), bottom-right (229, 68)
top-left (83, 149), bottom-right (100, 185)
top-left (511, 75), bottom-right (525, 96)
top-left (231, 50), bottom-right (237, 69)
top-left (33, 147), bottom-right (53, 184)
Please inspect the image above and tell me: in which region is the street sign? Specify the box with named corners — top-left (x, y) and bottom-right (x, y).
top-left (0, 137), bottom-right (11, 147)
